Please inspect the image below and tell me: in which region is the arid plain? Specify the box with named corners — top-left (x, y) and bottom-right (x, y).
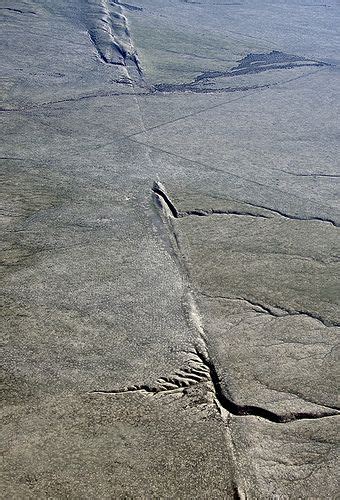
top-left (1, 0), bottom-right (339, 497)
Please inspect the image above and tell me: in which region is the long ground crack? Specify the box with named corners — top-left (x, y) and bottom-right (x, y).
top-left (148, 180), bottom-right (340, 422)
top-left (152, 181), bottom-right (269, 219)
top-left (91, 348), bottom-right (339, 423)
top-left (199, 293), bottom-right (340, 328)
top-left (192, 349), bottom-right (339, 423)
top-left (152, 181), bottom-right (338, 226)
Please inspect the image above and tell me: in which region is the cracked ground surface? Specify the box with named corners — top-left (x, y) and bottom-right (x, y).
top-left (1, 0), bottom-right (339, 497)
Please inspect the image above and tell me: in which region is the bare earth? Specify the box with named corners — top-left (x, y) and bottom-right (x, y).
top-left (1, 0), bottom-right (339, 497)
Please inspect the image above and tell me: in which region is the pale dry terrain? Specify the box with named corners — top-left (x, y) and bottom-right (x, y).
top-left (1, 0), bottom-right (339, 497)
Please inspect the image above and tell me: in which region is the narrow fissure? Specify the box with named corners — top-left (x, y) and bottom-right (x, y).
top-left (152, 181), bottom-right (338, 226)
top-left (150, 181), bottom-right (340, 423)
top-left (90, 348), bottom-right (339, 423)
top-left (152, 182), bottom-right (269, 219)
top-left (200, 293), bottom-right (340, 328)
top-left (192, 349), bottom-right (339, 423)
